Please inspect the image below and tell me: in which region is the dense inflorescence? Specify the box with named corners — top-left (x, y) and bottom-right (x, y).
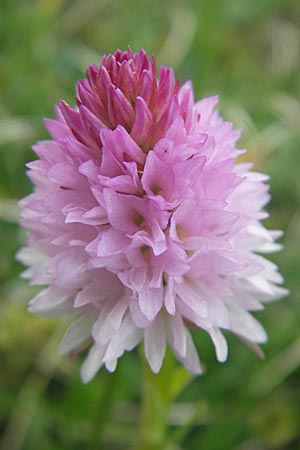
top-left (19, 48), bottom-right (287, 382)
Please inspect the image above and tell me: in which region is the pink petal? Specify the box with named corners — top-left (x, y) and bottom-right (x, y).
top-left (80, 345), bottom-right (107, 383)
top-left (138, 286), bottom-right (163, 321)
top-left (144, 315), bottom-right (166, 373)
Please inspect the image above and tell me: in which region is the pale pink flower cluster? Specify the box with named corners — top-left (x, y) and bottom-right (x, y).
top-left (19, 49), bottom-right (287, 382)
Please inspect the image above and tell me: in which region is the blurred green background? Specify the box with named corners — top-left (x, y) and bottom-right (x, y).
top-left (0, 0), bottom-right (300, 449)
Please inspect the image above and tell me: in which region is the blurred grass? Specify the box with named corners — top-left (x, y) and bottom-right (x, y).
top-left (1, 0), bottom-right (300, 449)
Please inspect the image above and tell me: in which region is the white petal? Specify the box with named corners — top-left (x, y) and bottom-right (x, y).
top-left (93, 299), bottom-right (129, 346)
top-left (92, 301), bottom-right (115, 345)
top-left (60, 316), bottom-right (94, 355)
top-left (248, 275), bottom-right (277, 296)
top-left (80, 345), bottom-right (106, 383)
top-left (17, 247), bottom-right (50, 284)
top-left (179, 331), bottom-right (202, 375)
top-left (258, 242), bottom-right (283, 253)
top-left (261, 285), bottom-right (289, 302)
top-left (129, 299), bottom-right (152, 328)
top-left (246, 224), bottom-right (273, 242)
top-left (207, 298), bottom-right (229, 329)
top-left (105, 297), bottom-right (129, 330)
top-left (226, 301), bottom-right (267, 343)
top-left (104, 329), bottom-right (143, 372)
top-left (28, 287), bottom-right (72, 316)
top-left (46, 249), bottom-right (89, 290)
top-left (144, 315), bottom-right (166, 373)
top-left (167, 314), bottom-right (187, 358)
top-left (16, 246), bottom-right (46, 266)
top-left (74, 283), bottom-right (104, 307)
top-left (139, 286), bottom-right (163, 321)
top-left (175, 282), bottom-right (208, 319)
top-left (208, 327), bottom-right (228, 362)
top-left (177, 299), bottom-right (211, 330)
top-left (124, 328), bottom-right (143, 351)
top-left (105, 359), bottom-right (117, 372)
top-left (165, 277), bottom-right (176, 315)
top-left (103, 315), bottom-right (138, 361)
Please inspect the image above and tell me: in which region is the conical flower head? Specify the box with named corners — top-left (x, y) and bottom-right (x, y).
top-left (61, 48), bottom-right (179, 152)
top-left (19, 48), bottom-right (287, 382)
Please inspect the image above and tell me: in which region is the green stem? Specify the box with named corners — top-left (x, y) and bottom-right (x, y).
top-left (138, 348), bottom-right (175, 450)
